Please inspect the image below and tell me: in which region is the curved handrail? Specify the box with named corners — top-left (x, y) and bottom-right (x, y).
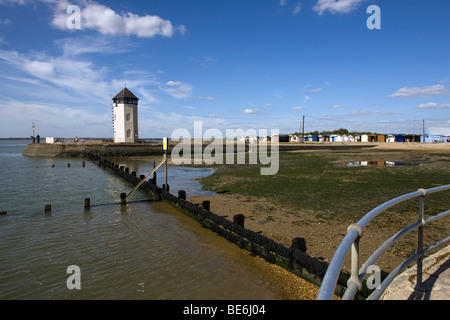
top-left (317, 184), bottom-right (450, 300)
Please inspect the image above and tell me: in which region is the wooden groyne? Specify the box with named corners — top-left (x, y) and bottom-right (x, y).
top-left (86, 152), bottom-right (353, 296)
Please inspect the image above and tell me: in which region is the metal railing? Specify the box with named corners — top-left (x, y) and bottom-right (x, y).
top-left (317, 184), bottom-right (450, 300)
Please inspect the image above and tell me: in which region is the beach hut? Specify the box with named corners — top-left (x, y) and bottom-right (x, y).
top-left (405, 134), bottom-right (421, 143)
top-left (274, 134), bottom-right (289, 143)
top-left (395, 134), bottom-right (405, 143)
top-left (290, 135), bottom-right (300, 142)
top-left (377, 134), bottom-right (386, 142)
top-left (361, 134), bottom-right (369, 142)
top-left (387, 134), bottom-right (396, 143)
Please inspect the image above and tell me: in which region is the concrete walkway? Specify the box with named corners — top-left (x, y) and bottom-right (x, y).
top-left (381, 245), bottom-right (450, 300)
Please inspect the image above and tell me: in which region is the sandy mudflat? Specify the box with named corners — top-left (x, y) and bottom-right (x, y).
top-left (187, 193), bottom-right (344, 300)
top-left (372, 142), bottom-right (450, 151)
top-left (184, 142), bottom-right (450, 299)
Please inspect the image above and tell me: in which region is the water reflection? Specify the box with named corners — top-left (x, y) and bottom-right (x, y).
top-left (343, 161), bottom-right (427, 167)
top-left (109, 158), bottom-right (216, 197)
top-left (0, 201), bottom-right (283, 300)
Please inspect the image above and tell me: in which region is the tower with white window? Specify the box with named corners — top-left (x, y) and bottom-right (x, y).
top-left (113, 87), bottom-right (139, 143)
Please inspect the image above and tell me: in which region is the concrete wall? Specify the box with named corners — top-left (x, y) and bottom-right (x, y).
top-left (22, 142), bottom-right (166, 158)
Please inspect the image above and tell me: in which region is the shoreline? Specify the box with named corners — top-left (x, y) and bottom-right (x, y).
top-left (22, 140), bottom-right (450, 158)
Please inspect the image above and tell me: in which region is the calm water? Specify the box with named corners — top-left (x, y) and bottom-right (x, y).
top-left (0, 140), bottom-right (283, 300)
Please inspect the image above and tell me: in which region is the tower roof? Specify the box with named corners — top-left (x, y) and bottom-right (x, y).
top-left (113, 87), bottom-right (139, 101)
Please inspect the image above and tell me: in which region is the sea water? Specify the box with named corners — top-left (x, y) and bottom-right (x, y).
top-left (0, 140), bottom-right (282, 300)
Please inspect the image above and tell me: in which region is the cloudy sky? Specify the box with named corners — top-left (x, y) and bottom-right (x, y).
top-left (0, 0), bottom-right (448, 138)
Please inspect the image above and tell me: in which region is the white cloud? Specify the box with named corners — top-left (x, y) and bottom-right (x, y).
top-left (389, 84), bottom-right (448, 98)
top-left (178, 25), bottom-right (187, 35)
top-left (24, 60), bottom-right (55, 77)
top-left (350, 110), bottom-right (399, 116)
top-left (0, 48), bottom-right (111, 103)
top-left (244, 108), bottom-right (259, 114)
top-left (166, 80), bottom-right (183, 86)
top-left (293, 3), bottom-right (302, 15)
top-left (138, 88), bottom-right (159, 105)
top-left (0, 0), bottom-right (26, 5)
top-left (198, 96), bottom-right (216, 100)
top-left (302, 86), bottom-right (323, 93)
top-left (0, 99), bottom-right (111, 137)
top-left (247, 103), bottom-right (272, 111)
top-left (331, 104), bottom-right (343, 109)
top-left (313, 0), bottom-right (366, 15)
top-left (291, 106), bottom-right (304, 110)
top-left (0, 18), bottom-right (11, 25)
top-left (161, 81), bottom-right (192, 99)
top-left (280, 0), bottom-right (287, 6)
top-left (56, 36), bottom-right (126, 57)
top-left (166, 87), bottom-right (192, 99)
top-left (50, 1), bottom-right (183, 38)
top-left (417, 102), bottom-right (450, 109)
top-left (350, 110), bottom-right (373, 116)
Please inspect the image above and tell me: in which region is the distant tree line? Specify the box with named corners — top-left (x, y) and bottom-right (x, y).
top-left (292, 128), bottom-right (374, 136)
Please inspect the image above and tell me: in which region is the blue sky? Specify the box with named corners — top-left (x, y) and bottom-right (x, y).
top-left (0, 0), bottom-right (449, 138)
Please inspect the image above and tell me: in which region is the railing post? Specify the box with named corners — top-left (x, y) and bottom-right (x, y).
top-left (347, 224), bottom-right (364, 295)
top-left (417, 189), bottom-right (426, 286)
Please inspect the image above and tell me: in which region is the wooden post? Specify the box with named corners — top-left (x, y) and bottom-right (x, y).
top-left (0, 211), bottom-right (7, 215)
top-left (153, 189), bottom-right (161, 201)
top-left (233, 214), bottom-right (245, 228)
top-left (120, 193), bottom-right (127, 204)
top-left (178, 190), bottom-right (186, 200)
top-left (84, 198), bottom-right (91, 209)
top-left (45, 204), bottom-right (52, 213)
top-left (291, 237), bottom-right (307, 253)
top-left (202, 200), bottom-right (210, 211)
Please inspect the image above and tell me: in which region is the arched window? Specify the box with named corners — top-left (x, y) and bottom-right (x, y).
top-left (127, 130), bottom-right (131, 138)
top-left (126, 113), bottom-right (131, 121)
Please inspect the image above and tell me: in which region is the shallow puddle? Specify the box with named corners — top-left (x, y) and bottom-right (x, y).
top-left (339, 161), bottom-right (427, 167)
